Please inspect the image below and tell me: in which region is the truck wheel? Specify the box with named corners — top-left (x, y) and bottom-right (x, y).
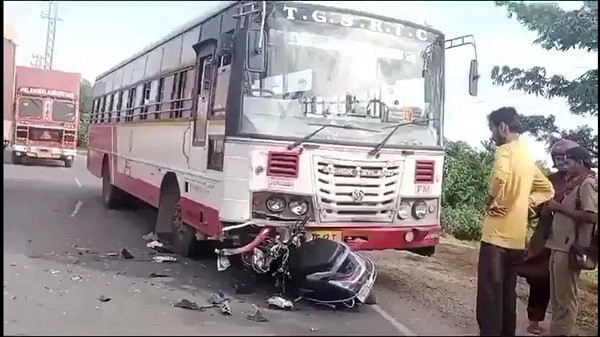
top-left (102, 161), bottom-right (127, 209)
top-left (64, 157), bottom-right (73, 168)
top-left (11, 152), bottom-right (22, 165)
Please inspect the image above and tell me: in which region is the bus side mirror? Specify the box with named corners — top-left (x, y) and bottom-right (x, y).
top-left (468, 59), bottom-right (479, 97)
top-left (218, 32), bottom-right (234, 55)
top-left (246, 29), bottom-right (267, 73)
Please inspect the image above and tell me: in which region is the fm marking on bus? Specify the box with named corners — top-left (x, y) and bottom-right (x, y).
top-left (415, 184), bottom-right (432, 195)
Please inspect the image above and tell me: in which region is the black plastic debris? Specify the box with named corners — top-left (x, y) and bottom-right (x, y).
top-left (120, 248), bottom-right (134, 259)
top-left (98, 295), bottom-right (111, 302)
top-left (173, 299), bottom-right (201, 311)
top-left (246, 305), bottom-right (268, 323)
top-left (148, 272), bottom-right (170, 278)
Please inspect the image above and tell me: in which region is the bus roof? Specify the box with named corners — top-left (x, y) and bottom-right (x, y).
top-left (95, 1), bottom-right (444, 82)
top-left (95, 1), bottom-right (237, 81)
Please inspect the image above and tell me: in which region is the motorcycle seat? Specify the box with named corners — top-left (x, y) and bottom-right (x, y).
top-left (289, 239), bottom-right (348, 276)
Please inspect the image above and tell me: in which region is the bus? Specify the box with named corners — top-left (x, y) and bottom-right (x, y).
top-left (87, 1), bottom-right (479, 257)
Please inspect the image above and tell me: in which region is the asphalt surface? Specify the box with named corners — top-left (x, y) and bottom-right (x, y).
top-left (3, 153), bottom-right (466, 336)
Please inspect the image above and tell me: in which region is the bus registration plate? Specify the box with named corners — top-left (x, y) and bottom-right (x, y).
top-left (311, 231), bottom-right (342, 242)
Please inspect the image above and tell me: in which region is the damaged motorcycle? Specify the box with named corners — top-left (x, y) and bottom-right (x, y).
top-left (215, 217), bottom-right (377, 308)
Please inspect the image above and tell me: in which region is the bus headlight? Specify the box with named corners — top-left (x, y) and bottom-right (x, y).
top-left (266, 196), bottom-right (286, 213)
top-left (397, 202), bottom-right (411, 220)
top-left (412, 200), bottom-right (428, 219)
top-left (289, 198), bottom-right (309, 216)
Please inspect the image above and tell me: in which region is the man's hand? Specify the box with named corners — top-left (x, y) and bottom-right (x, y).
top-left (546, 200), bottom-right (563, 213)
top-left (486, 199), bottom-right (508, 217)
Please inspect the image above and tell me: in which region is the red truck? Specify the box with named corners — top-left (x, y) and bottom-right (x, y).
top-left (10, 66), bottom-right (81, 167)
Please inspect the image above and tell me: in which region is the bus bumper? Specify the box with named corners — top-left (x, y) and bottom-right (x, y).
top-left (308, 224), bottom-right (441, 251)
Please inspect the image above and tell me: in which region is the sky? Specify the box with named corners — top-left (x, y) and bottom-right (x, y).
top-left (4, 1), bottom-right (598, 165)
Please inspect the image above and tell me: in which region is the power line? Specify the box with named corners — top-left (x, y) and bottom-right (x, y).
top-left (41, 1), bottom-right (62, 70)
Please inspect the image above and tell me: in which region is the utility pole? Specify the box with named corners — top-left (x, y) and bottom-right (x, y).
top-left (41, 1), bottom-right (62, 70)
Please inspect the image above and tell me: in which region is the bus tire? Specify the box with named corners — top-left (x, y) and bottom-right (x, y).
top-left (64, 157), bottom-right (73, 168)
top-left (102, 159), bottom-right (127, 209)
top-left (156, 176), bottom-right (195, 257)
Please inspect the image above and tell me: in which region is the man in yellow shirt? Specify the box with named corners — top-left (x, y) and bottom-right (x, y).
top-left (476, 107), bottom-right (555, 336)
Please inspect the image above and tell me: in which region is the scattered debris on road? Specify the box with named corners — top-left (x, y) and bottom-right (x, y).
top-left (148, 272), bottom-right (170, 278)
top-left (146, 240), bottom-right (163, 249)
top-left (209, 290), bottom-right (233, 316)
top-left (174, 299), bottom-right (202, 311)
top-left (267, 296), bottom-right (294, 310)
top-left (142, 231), bottom-right (159, 241)
top-left (98, 295), bottom-right (111, 302)
top-left (246, 304), bottom-right (269, 323)
top-left (71, 275), bottom-right (82, 282)
top-left (152, 256), bottom-right (177, 263)
top-left (120, 248), bottom-right (134, 259)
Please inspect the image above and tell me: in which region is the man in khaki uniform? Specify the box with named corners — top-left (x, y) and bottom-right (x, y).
top-left (545, 146), bottom-right (598, 336)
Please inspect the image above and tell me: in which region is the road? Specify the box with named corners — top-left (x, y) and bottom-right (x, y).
top-left (3, 153), bottom-right (466, 336)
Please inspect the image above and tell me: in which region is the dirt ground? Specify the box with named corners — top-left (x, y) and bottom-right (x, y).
top-left (370, 236), bottom-right (598, 336)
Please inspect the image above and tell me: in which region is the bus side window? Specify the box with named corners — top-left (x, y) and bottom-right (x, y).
top-left (116, 91), bottom-right (124, 123)
top-left (207, 135), bottom-right (224, 171)
top-left (100, 96), bottom-right (106, 123)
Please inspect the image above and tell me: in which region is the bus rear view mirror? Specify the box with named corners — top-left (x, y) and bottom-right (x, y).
top-left (468, 59), bottom-right (479, 97)
top-left (246, 29), bottom-right (267, 73)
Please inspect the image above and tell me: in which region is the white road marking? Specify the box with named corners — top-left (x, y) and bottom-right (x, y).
top-left (70, 201), bottom-right (83, 218)
top-left (74, 178), bottom-right (82, 188)
top-left (372, 304), bottom-right (416, 336)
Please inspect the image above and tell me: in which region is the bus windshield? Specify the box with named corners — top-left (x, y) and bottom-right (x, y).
top-left (241, 4), bottom-right (444, 148)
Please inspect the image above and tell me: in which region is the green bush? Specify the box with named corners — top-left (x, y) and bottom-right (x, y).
top-left (441, 141), bottom-right (494, 241)
top-left (441, 206), bottom-right (484, 241)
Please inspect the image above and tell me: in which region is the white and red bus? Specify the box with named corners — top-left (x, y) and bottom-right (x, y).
top-left (87, 1), bottom-right (479, 257)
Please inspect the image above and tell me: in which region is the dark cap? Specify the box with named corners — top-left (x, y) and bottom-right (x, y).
top-left (565, 146), bottom-right (597, 168)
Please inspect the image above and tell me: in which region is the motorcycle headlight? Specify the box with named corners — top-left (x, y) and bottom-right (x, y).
top-left (266, 196), bottom-right (286, 213)
top-left (289, 198), bottom-right (309, 216)
top-left (412, 200), bottom-right (428, 219)
top-left (397, 201), bottom-right (411, 220)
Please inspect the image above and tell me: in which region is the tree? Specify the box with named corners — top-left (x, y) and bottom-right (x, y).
top-left (491, 1), bottom-right (598, 157)
top-left (78, 79), bottom-right (93, 148)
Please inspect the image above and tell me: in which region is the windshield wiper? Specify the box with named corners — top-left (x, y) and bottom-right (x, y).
top-left (287, 123), bottom-right (380, 150)
top-left (368, 118), bottom-right (440, 156)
